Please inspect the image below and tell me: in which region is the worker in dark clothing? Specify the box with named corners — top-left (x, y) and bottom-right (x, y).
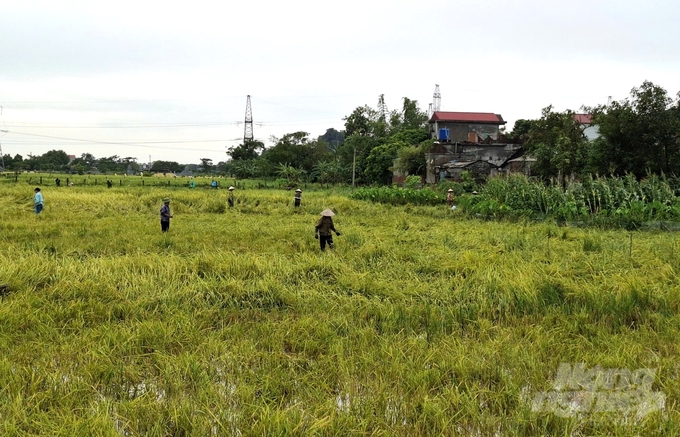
top-left (315, 209), bottom-right (340, 251)
top-left (228, 186), bottom-right (235, 208)
top-left (294, 189), bottom-right (302, 207)
top-left (160, 198), bottom-right (173, 232)
top-left (107, 180), bottom-right (113, 188)
top-left (55, 178), bottom-right (61, 187)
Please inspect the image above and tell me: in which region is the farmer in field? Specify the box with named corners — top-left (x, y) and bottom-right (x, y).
top-left (228, 186), bottom-right (235, 208)
top-left (160, 198), bottom-right (173, 233)
top-left (294, 189), bottom-right (302, 208)
top-left (447, 189), bottom-right (454, 207)
top-left (315, 209), bottom-right (341, 251)
top-left (34, 187), bottom-right (44, 214)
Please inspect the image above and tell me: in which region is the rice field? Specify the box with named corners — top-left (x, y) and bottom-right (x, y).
top-left (1, 183), bottom-right (679, 436)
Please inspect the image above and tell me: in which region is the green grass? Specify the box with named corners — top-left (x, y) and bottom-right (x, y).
top-left (1, 184), bottom-right (679, 435)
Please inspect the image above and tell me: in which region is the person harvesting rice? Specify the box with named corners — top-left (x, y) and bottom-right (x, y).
top-left (315, 209), bottom-right (341, 251)
top-left (160, 198), bottom-right (173, 233)
top-left (294, 189), bottom-right (302, 208)
top-left (228, 186), bottom-right (235, 208)
top-left (34, 188), bottom-right (44, 214)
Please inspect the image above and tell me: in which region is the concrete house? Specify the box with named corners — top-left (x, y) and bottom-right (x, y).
top-left (429, 111), bottom-right (507, 143)
top-left (440, 160), bottom-right (500, 180)
top-left (393, 110), bottom-right (532, 184)
top-left (419, 111), bottom-right (522, 183)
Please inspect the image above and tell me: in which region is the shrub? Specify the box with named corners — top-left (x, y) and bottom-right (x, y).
top-left (351, 186), bottom-right (442, 206)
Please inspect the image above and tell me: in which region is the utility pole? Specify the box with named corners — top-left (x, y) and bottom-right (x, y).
top-left (244, 95), bottom-right (254, 143)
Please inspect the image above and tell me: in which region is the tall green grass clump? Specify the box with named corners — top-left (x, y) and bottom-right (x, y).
top-left (464, 174), bottom-right (680, 227)
top-left (351, 186), bottom-right (442, 206)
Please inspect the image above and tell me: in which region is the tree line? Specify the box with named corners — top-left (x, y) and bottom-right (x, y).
top-left (226, 95), bottom-right (432, 185)
top-left (522, 81), bottom-right (680, 183)
top-left (5, 81), bottom-right (677, 186)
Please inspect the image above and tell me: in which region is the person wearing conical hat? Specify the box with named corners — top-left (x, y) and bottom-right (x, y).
top-left (446, 188), bottom-right (454, 207)
top-left (227, 186), bottom-right (235, 208)
top-left (160, 198), bottom-right (173, 233)
top-left (315, 209), bottom-right (340, 251)
top-left (294, 189), bottom-right (302, 208)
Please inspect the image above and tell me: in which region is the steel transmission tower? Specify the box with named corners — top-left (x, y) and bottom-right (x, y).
top-left (433, 85), bottom-right (441, 112)
top-left (377, 94), bottom-right (389, 121)
top-left (243, 95), bottom-right (254, 143)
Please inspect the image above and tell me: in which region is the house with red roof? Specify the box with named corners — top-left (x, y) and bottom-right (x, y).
top-left (429, 111), bottom-right (507, 143)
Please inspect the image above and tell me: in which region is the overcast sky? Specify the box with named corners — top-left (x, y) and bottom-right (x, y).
top-left (1, 0), bottom-right (678, 164)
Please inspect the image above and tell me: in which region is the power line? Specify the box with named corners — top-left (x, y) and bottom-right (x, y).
top-left (4, 117), bottom-right (342, 128)
top-left (2, 130), bottom-right (231, 152)
top-left (5, 122), bottom-right (239, 128)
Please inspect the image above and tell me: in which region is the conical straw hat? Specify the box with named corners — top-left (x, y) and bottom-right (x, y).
top-left (320, 209), bottom-right (335, 217)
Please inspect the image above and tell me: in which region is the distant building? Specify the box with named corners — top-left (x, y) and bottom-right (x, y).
top-left (178, 166), bottom-right (195, 177)
top-left (67, 155), bottom-right (76, 164)
top-left (440, 160), bottom-right (500, 180)
top-left (429, 111), bottom-right (507, 143)
top-left (574, 114), bottom-right (600, 140)
top-left (504, 156), bottom-right (536, 175)
top-left (392, 110), bottom-right (530, 184)
top-left (421, 142), bottom-right (522, 183)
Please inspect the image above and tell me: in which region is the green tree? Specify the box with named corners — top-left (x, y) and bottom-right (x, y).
top-left (395, 139), bottom-right (435, 177)
top-left (231, 160), bottom-right (258, 179)
top-left (524, 106), bottom-right (589, 183)
top-left (228, 140), bottom-right (265, 161)
top-left (336, 135), bottom-right (382, 185)
top-left (276, 163), bottom-right (306, 185)
top-left (263, 132), bottom-right (331, 173)
top-left (150, 160), bottom-right (183, 173)
top-left (399, 97), bottom-right (428, 131)
top-left (507, 119), bottom-right (537, 143)
top-left (199, 158), bottom-right (213, 173)
top-left (587, 81), bottom-right (680, 176)
top-left (343, 106), bottom-right (374, 137)
top-left (364, 140), bottom-right (408, 185)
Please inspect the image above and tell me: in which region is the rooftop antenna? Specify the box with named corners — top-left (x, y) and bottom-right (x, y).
top-left (433, 84), bottom-right (441, 112)
top-left (244, 95), bottom-right (254, 143)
